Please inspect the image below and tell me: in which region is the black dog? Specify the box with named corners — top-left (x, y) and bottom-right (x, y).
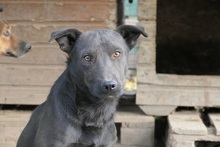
top-left (17, 25), bottom-right (147, 147)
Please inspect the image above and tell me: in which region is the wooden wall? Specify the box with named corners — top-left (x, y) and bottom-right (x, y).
top-left (0, 0), bottom-right (116, 105)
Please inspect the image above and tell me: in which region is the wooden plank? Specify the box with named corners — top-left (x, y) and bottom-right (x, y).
top-left (137, 41), bottom-right (156, 64)
top-left (209, 113), bottom-right (220, 136)
top-left (137, 64), bottom-right (220, 87)
top-left (0, 111), bottom-right (31, 146)
top-left (121, 128), bottom-right (154, 146)
top-left (168, 111), bottom-right (207, 135)
top-left (136, 84), bottom-right (220, 107)
top-left (0, 111), bottom-right (31, 126)
top-left (167, 137), bottom-right (195, 147)
top-left (1, 1), bottom-right (115, 22)
top-left (0, 86), bottom-right (49, 105)
top-left (115, 106), bottom-right (154, 123)
top-left (0, 64), bottom-right (65, 86)
top-left (121, 122), bottom-right (154, 128)
top-left (169, 133), bottom-right (220, 142)
top-left (0, 145), bottom-right (16, 147)
top-left (0, 45), bottom-right (66, 65)
top-left (11, 23), bottom-right (112, 44)
top-left (138, 0), bottom-right (157, 21)
top-left (139, 105), bottom-right (177, 116)
top-left (0, 126), bottom-right (24, 145)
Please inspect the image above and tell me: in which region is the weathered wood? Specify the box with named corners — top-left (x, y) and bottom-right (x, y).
top-left (137, 41), bottom-right (156, 64)
top-left (115, 106), bottom-right (154, 123)
top-left (168, 111), bottom-right (207, 135)
top-left (121, 122), bottom-right (154, 128)
top-left (0, 45), bottom-right (66, 65)
top-left (0, 86), bottom-right (49, 105)
top-left (136, 0), bottom-right (220, 111)
top-left (120, 118), bottom-right (155, 146)
top-left (121, 128), bottom-right (154, 146)
top-left (0, 64), bottom-right (65, 86)
top-left (137, 64), bottom-right (220, 87)
top-left (0, 145), bottom-right (16, 147)
top-left (137, 0), bottom-right (156, 65)
top-left (0, 111), bottom-right (31, 146)
top-left (209, 113), bottom-right (220, 136)
top-left (11, 23), bottom-right (113, 44)
top-left (138, 0), bottom-right (157, 21)
top-left (168, 133), bottom-right (220, 142)
top-left (139, 105), bottom-right (177, 116)
top-left (2, 1), bottom-right (115, 22)
top-left (117, 106), bottom-right (155, 147)
top-left (167, 139), bottom-right (195, 147)
top-left (167, 111), bottom-right (220, 147)
top-left (136, 84), bottom-right (220, 107)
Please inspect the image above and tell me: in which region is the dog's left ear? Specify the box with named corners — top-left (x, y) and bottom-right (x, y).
top-left (49, 28), bottom-right (81, 54)
top-left (116, 25), bottom-right (148, 49)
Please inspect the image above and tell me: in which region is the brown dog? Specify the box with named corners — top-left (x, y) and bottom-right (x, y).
top-left (0, 20), bottom-right (31, 57)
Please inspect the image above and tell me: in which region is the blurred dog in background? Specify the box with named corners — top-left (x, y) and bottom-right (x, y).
top-left (0, 7), bottom-right (31, 57)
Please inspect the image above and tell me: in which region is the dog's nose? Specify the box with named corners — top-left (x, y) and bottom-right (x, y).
top-left (25, 44), bottom-right (32, 50)
top-left (102, 80), bottom-right (117, 92)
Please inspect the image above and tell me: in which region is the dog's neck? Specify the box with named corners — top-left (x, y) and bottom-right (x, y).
top-left (73, 78), bottom-right (119, 128)
top-left (76, 89), bottom-right (118, 128)
top-left (56, 70), bottom-right (119, 128)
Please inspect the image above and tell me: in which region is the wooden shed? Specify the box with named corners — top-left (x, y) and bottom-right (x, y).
top-left (137, 0), bottom-right (220, 116)
top-left (137, 1), bottom-right (220, 146)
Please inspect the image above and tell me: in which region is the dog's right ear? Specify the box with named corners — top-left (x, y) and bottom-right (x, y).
top-left (49, 28), bottom-right (81, 54)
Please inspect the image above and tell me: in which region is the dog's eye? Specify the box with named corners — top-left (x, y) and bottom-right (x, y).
top-left (3, 30), bottom-right (10, 37)
top-left (84, 55), bottom-right (91, 62)
top-left (114, 51), bottom-right (121, 58)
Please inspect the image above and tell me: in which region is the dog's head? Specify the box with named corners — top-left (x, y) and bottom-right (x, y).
top-left (0, 20), bottom-right (31, 57)
top-left (50, 25), bottom-right (147, 99)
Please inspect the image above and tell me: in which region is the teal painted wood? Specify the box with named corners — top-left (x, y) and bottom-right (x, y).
top-left (125, 0), bottom-right (138, 18)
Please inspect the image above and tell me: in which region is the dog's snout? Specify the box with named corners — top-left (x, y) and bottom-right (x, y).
top-left (25, 44), bottom-right (32, 50)
top-left (102, 80), bottom-right (117, 92)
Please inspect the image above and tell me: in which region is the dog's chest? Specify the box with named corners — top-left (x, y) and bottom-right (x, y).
top-left (80, 126), bottom-right (106, 143)
top-left (64, 124), bottom-right (108, 146)
top-left (76, 99), bottom-right (117, 128)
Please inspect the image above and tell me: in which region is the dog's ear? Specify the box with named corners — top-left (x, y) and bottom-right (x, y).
top-left (116, 25), bottom-right (148, 49)
top-left (49, 28), bottom-right (81, 54)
